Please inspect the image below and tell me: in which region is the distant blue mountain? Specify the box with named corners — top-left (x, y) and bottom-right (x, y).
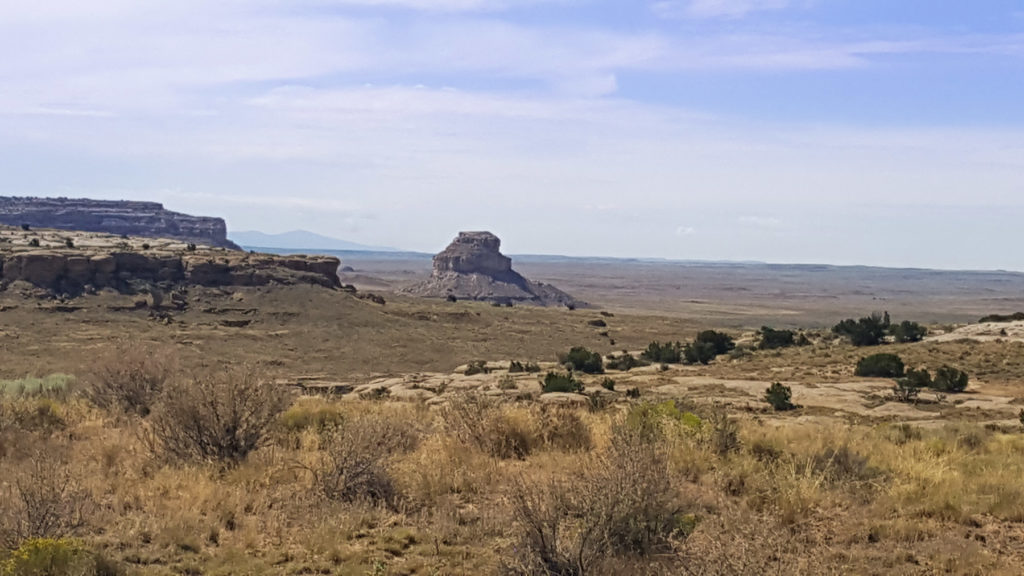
top-left (230, 230), bottom-right (397, 252)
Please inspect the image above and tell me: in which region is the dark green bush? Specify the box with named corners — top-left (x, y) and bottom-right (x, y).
top-left (763, 382), bottom-right (796, 411)
top-left (694, 331), bottom-right (735, 355)
top-left (855, 353), bottom-right (905, 378)
top-left (27, 238), bottom-right (40, 248)
top-left (605, 352), bottom-right (645, 371)
top-left (758, 327), bottom-right (796, 350)
top-left (640, 341), bottom-right (682, 364)
top-left (542, 372), bottom-right (584, 394)
top-left (833, 313), bottom-right (889, 346)
top-left (898, 368), bottom-right (932, 389)
top-left (599, 378), bottom-right (616, 391)
top-left (561, 347), bottom-right (604, 374)
top-left (683, 341), bottom-right (717, 365)
top-left (980, 312), bottom-right (1024, 323)
top-left (891, 321), bottom-right (928, 343)
top-left (931, 366), bottom-right (969, 393)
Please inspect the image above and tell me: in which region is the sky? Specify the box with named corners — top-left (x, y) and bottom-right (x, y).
top-left (1, 1), bottom-right (1023, 270)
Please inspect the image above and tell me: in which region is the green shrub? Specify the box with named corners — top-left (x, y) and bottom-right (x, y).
top-left (758, 327), bottom-right (796, 350)
top-left (900, 368), bottom-right (933, 388)
top-left (679, 331), bottom-right (735, 365)
top-left (891, 321), bottom-right (928, 343)
top-left (605, 352), bottom-right (645, 371)
top-left (599, 378), bottom-right (616, 391)
top-left (561, 347), bottom-right (604, 374)
top-left (931, 366), bottom-right (969, 393)
top-left (694, 331), bottom-right (735, 355)
top-left (0, 538), bottom-right (121, 576)
top-left (763, 382), bottom-right (796, 411)
top-left (27, 238), bottom-right (39, 248)
top-left (683, 341), bottom-right (717, 365)
top-left (640, 341), bottom-right (682, 364)
top-left (855, 353), bottom-right (905, 378)
top-left (625, 401), bottom-right (702, 440)
top-left (63, 238), bottom-right (74, 249)
top-left (979, 312), bottom-right (1024, 323)
top-left (833, 313), bottom-right (889, 346)
top-left (0, 375), bottom-right (74, 399)
top-left (542, 372), bottom-right (584, 394)
top-left (625, 387), bottom-right (641, 399)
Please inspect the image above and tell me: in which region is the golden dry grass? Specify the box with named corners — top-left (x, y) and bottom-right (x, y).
top-left (3, 283), bottom-right (1024, 574)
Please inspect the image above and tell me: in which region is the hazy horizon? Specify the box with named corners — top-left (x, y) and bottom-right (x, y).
top-left (2, 2), bottom-right (1022, 270)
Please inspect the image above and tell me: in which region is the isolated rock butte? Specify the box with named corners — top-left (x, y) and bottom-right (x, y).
top-left (404, 231), bottom-right (584, 308)
top-left (0, 197), bottom-right (241, 250)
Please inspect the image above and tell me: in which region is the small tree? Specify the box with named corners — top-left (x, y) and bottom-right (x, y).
top-left (641, 341), bottom-right (683, 364)
top-left (759, 327), bottom-right (796, 350)
top-left (542, 372), bottom-right (584, 394)
top-left (562, 347), bottom-right (604, 374)
top-left (931, 366), bottom-right (969, 393)
top-left (855, 353), bottom-right (905, 378)
top-left (833, 313), bottom-right (889, 346)
top-left (683, 341), bottom-right (718, 365)
top-left (764, 382), bottom-right (796, 411)
top-left (695, 330), bottom-right (735, 355)
top-left (891, 321), bottom-right (928, 343)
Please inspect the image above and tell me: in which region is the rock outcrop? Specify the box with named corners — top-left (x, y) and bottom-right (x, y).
top-left (0, 226), bottom-right (339, 295)
top-left (404, 231), bottom-right (584, 308)
top-left (0, 197), bottom-right (241, 250)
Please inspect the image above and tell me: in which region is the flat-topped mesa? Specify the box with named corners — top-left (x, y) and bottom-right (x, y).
top-left (0, 225), bottom-right (341, 295)
top-left (405, 231), bottom-right (586, 308)
top-left (0, 196), bottom-right (241, 250)
top-left (433, 231), bottom-right (513, 278)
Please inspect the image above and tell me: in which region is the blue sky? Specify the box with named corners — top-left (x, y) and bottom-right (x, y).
top-left (1, 0), bottom-right (1022, 269)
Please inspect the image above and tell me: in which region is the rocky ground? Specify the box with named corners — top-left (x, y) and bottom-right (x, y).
top-left (0, 225), bottom-right (340, 296)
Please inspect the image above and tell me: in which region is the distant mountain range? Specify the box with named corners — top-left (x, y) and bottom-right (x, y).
top-left (230, 230), bottom-right (397, 252)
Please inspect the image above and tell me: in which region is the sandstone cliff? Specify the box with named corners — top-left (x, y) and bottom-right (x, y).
top-left (0, 226), bottom-right (339, 295)
top-left (0, 197), bottom-right (241, 250)
top-left (404, 231), bottom-right (584, 308)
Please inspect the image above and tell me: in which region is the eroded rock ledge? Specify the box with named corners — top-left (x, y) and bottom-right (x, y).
top-left (0, 226), bottom-right (339, 295)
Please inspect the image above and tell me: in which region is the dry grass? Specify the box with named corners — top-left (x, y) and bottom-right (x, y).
top-left (4, 284), bottom-right (1024, 573)
top-left (1, 384), bottom-right (1023, 574)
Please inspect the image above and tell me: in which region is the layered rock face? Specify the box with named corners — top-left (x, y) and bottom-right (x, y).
top-left (0, 197), bottom-right (241, 250)
top-left (405, 231), bottom-right (584, 308)
top-left (0, 226), bottom-right (339, 295)
top-left (433, 232), bottom-right (513, 277)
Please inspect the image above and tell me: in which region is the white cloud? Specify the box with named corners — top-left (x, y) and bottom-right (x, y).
top-left (676, 226), bottom-right (696, 236)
